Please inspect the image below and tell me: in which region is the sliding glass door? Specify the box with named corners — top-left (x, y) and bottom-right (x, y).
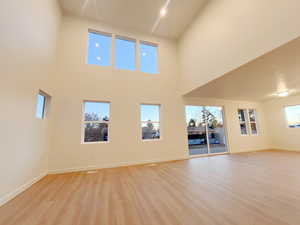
top-left (185, 106), bottom-right (228, 156)
top-left (186, 106), bottom-right (209, 155)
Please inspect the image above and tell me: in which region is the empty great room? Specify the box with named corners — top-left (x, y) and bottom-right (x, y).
top-left (2, 0), bottom-right (300, 224)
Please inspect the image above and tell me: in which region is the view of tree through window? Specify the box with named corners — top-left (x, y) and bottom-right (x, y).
top-left (141, 104), bottom-right (160, 140)
top-left (237, 109), bottom-right (259, 135)
top-left (83, 101), bottom-right (110, 143)
top-left (185, 106), bottom-right (227, 155)
top-left (248, 109), bottom-right (258, 134)
top-left (238, 109), bottom-right (248, 135)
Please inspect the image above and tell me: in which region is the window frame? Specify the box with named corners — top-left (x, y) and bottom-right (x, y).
top-left (86, 29), bottom-right (160, 73)
top-left (284, 104), bottom-right (300, 128)
top-left (238, 109), bottom-right (249, 136)
top-left (238, 108), bottom-right (259, 136)
top-left (87, 29), bottom-right (113, 67)
top-left (115, 35), bottom-right (137, 71)
top-left (139, 40), bottom-right (159, 74)
top-left (81, 100), bottom-right (111, 144)
top-left (140, 104), bottom-right (161, 141)
top-left (36, 90), bottom-right (50, 120)
top-left (248, 109), bottom-right (259, 135)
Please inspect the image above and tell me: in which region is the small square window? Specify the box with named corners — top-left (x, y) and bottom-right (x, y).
top-left (140, 42), bottom-right (158, 74)
top-left (83, 101), bottom-right (110, 143)
top-left (141, 104), bottom-right (160, 140)
top-left (116, 37), bottom-right (136, 71)
top-left (285, 105), bottom-right (300, 128)
top-left (88, 30), bottom-right (112, 66)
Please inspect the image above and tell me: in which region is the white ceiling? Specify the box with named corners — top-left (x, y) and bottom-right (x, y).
top-left (186, 36), bottom-right (300, 102)
top-left (58, 0), bottom-right (208, 39)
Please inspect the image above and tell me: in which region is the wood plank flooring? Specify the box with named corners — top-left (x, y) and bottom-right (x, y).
top-left (1, 150), bottom-right (300, 225)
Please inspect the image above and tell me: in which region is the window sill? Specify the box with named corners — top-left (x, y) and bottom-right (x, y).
top-left (81, 141), bottom-right (109, 145)
top-left (142, 138), bottom-right (162, 142)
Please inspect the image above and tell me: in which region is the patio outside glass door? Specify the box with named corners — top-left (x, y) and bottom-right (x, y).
top-left (185, 106), bottom-right (228, 156)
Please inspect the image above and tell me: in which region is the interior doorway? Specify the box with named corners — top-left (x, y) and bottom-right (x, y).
top-left (185, 105), bottom-right (228, 156)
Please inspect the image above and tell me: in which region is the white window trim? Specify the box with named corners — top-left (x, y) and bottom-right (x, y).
top-left (140, 104), bottom-right (161, 142)
top-left (238, 108), bottom-right (259, 136)
top-left (86, 29), bottom-right (113, 67)
top-left (140, 40), bottom-right (159, 74)
top-left (248, 109), bottom-right (259, 136)
top-left (81, 101), bottom-right (111, 144)
top-left (86, 29), bottom-right (159, 74)
top-left (115, 35), bottom-right (137, 71)
top-left (238, 109), bottom-right (249, 136)
top-left (284, 104), bottom-right (300, 128)
top-left (36, 90), bottom-right (50, 120)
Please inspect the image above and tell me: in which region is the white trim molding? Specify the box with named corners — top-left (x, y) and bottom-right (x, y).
top-left (48, 156), bottom-right (188, 174)
top-left (0, 172), bottom-right (47, 207)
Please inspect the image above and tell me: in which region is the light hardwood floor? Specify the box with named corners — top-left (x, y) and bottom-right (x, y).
top-left (1, 150), bottom-right (300, 225)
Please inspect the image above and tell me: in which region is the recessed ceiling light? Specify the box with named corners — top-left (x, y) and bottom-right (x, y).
top-left (96, 56), bottom-right (101, 61)
top-left (95, 43), bottom-right (100, 47)
top-left (142, 52), bottom-right (147, 56)
top-left (160, 8), bottom-right (167, 17)
top-left (278, 91), bottom-right (289, 97)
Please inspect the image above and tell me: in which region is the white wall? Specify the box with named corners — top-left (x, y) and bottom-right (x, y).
top-left (48, 16), bottom-right (189, 173)
top-left (184, 97), bottom-right (271, 153)
top-left (48, 16), bottom-right (273, 173)
top-left (178, 0), bottom-right (300, 94)
top-left (0, 1), bottom-right (280, 203)
top-left (0, 0), bottom-right (61, 205)
top-left (263, 96), bottom-right (300, 151)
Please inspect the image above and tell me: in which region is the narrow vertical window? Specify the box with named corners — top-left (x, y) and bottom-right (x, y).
top-left (115, 36), bottom-right (136, 70)
top-left (88, 30), bottom-right (112, 66)
top-left (83, 101), bottom-right (110, 143)
top-left (248, 109), bottom-right (258, 135)
top-left (140, 41), bottom-right (158, 74)
top-left (238, 109), bottom-right (248, 135)
top-left (36, 91), bottom-right (50, 119)
top-left (36, 94), bottom-right (46, 119)
top-left (141, 104), bottom-right (160, 140)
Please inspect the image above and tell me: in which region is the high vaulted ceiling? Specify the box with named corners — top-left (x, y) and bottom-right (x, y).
top-left (186, 36), bottom-right (300, 102)
top-left (59, 0), bottom-right (208, 39)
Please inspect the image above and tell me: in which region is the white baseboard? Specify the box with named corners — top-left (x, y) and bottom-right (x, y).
top-left (230, 148), bottom-right (271, 154)
top-left (271, 148), bottom-right (300, 152)
top-left (2, 150), bottom-right (295, 207)
top-left (0, 172), bottom-right (47, 207)
top-left (48, 156), bottom-right (189, 174)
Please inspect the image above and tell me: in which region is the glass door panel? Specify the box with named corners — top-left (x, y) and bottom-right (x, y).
top-left (185, 106), bottom-right (209, 155)
top-left (205, 106), bottom-right (228, 154)
top-left (185, 105), bottom-right (228, 156)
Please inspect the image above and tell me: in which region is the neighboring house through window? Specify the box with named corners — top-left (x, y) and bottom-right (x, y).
top-left (83, 101), bottom-right (110, 143)
top-left (141, 104), bottom-right (160, 140)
